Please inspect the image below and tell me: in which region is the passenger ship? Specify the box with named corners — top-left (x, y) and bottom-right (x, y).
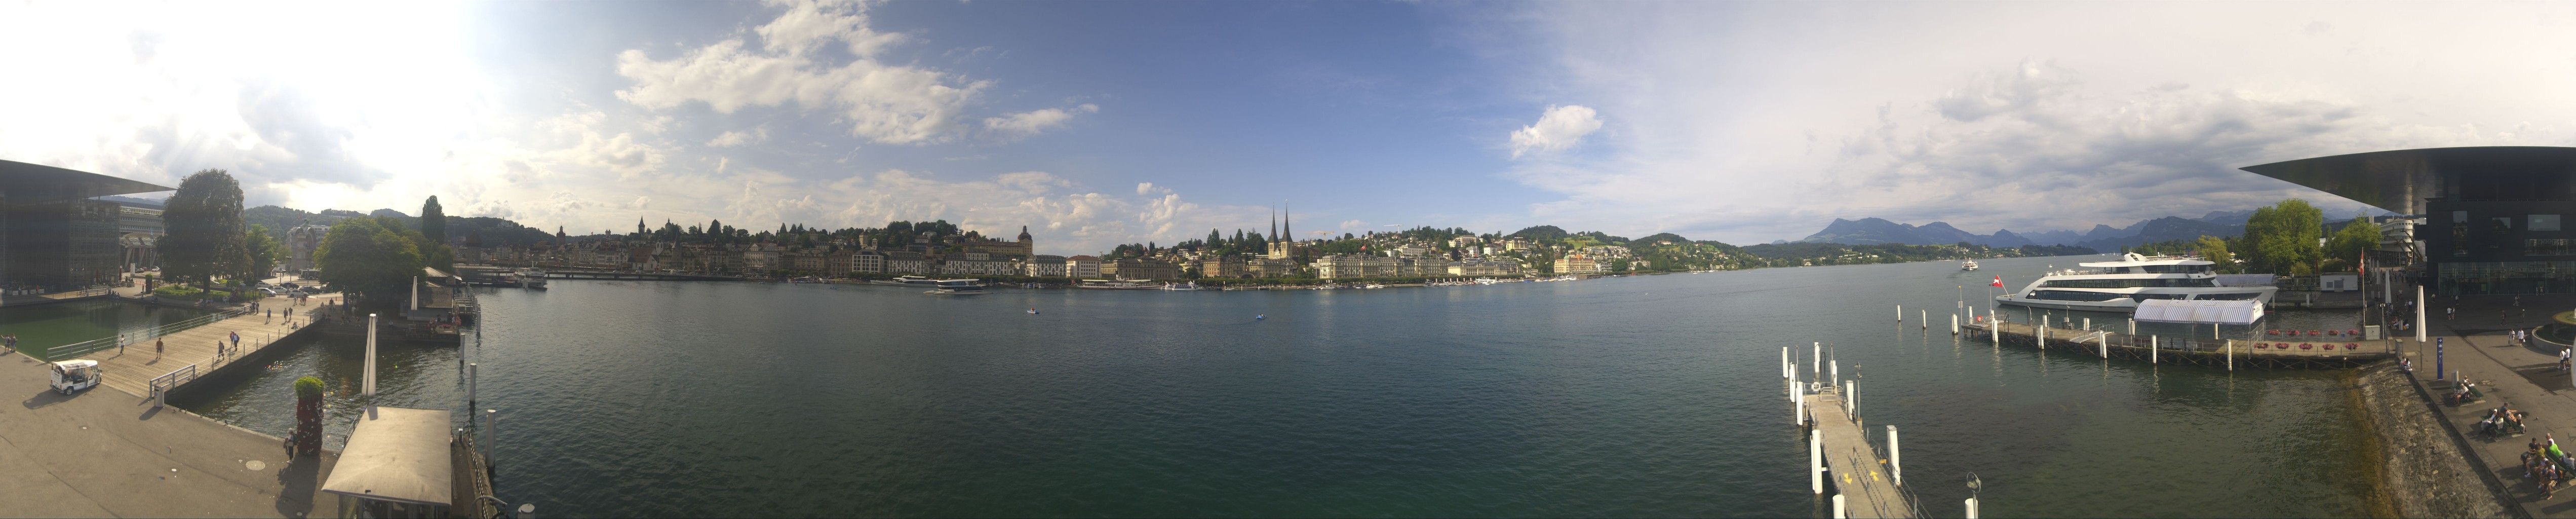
top-left (1994, 253), bottom-right (2275, 311)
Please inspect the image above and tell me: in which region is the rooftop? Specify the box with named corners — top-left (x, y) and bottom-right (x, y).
top-left (2239, 146), bottom-right (2576, 214)
top-left (0, 159), bottom-right (174, 201)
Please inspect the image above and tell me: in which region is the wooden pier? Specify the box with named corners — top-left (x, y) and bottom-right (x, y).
top-left (1801, 384), bottom-right (1916, 518)
top-left (1962, 319), bottom-right (2396, 369)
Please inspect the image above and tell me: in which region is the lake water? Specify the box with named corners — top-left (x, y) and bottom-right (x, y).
top-left (174, 254), bottom-right (2373, 517)
top-left (0, 299), bottom-right (215, 357)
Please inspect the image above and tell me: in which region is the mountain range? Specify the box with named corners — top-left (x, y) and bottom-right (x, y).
top-left (1798, 209), bottom-right (2256, 251)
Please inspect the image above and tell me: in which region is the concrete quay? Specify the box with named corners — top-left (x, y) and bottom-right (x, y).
top-left (1, 348), bottom-right (336, 517)
top-left (2400, 293), bottom-right (2576, 518)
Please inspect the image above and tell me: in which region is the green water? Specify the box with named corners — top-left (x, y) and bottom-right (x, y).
top-left (0, 300), bottom-right (216, 357)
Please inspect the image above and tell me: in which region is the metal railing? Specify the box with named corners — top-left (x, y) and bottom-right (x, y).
top-left (148, 363), bottom-right (199, 407)
top-left (44, 307), bottom-right (250, 360)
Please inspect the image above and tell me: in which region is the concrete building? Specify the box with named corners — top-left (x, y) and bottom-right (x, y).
top-left (1197, 255), bottom-right (1245, 278)
top-left (1066, 255), bottom-right (1102, 278)
top-left (851, 250), bottom-right (886, 274)
top-left (1100, 257), bottom-right (1179, 280)
top-left (885, 251), bottom-right (931, 274)
top-left (1025, 254), bottom-right (1067, 277)
top-left (2, 160), bottom-right (170, 289)
top-left (287, 222), bottom-right (332, 273)
top-left (2240, 146), bottom-right (2576, 295)
top-left (1553, 254), bottom-right (1603, 274)
top-left (941, 254), bottom-right (1018, 276)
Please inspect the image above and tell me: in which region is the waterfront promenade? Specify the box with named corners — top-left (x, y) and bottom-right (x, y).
top-left (0, 349), bottom-right (335, 516)
top-left (2409, 293), bottom-right (2576, 517)
top-left (84, 291), bottom-right (337, 398)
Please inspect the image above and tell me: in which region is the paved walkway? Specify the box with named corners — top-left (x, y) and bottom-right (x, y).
top-left (80, 294), bottom-right (343, 398)
top-left (2410, 292), bottom-right (2576, 517)
top-left (0, 348), bottom-right (335, 517)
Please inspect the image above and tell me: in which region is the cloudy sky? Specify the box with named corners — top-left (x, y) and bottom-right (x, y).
top-left (5, 2), bottom-right (2573, 253)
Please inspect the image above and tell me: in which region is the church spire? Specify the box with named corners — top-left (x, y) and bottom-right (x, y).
top-left (1270, 204), bottom-right (1279, 243)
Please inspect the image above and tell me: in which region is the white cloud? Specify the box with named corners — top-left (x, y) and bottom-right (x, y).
top-left (1508, 104), bottom-right (1602, 158)
top-left (1488, 2), bottom-right (2576, 243)
top-left (984, 103), bottom-right (1098, 138)
top-left (613, 2), bottom-right (999, 144)
top-left (706, 128), bottom-right (767, 147)
top-left (1135, 182), bottom-right (1156, 195)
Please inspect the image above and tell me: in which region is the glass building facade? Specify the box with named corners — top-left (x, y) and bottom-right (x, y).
top-left (2242, 147), bottom-right (2576, 296)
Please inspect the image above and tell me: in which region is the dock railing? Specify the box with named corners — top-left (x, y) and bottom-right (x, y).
top-left (44, 307), bottom-right (250, 360)
top-left (148, 363), bottom-right (199, 407)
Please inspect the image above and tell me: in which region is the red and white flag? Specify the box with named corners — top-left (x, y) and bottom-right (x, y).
top-left (1990, 275), bottom-right (2004, 287)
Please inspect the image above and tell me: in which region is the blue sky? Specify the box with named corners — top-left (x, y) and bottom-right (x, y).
top-left (6, 2), bottom-right (2574, 254)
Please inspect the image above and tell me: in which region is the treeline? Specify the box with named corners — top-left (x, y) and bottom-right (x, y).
top-left (2118, 198), bottom-right (2382, 275)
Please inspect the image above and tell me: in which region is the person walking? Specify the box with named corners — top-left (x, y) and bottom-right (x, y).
top-left (229, 331), bottom-right (240, 349)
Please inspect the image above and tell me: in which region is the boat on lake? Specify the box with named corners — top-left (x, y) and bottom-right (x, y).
top-left (1961, 260), bottom-right (1979, 271)
top-left (923, 279), bottom-right (986, 294)
top-left (870, 276), bottom-right (940, 287)
top-left (1159, 282), bottom-right (1206, 291)
top-left (1074, 279), bottom-right (1161, 289)
top-left (1994, 253), bottom-right (2275, 312)
top-left (514, 268), bottom-right (548, 289)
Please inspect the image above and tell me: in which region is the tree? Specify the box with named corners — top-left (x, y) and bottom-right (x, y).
top-left (314, 216), bottom-right (425, 309)
top-left (2241, 198), bottom-right (2323, 275)
top-left (417, 196), bottom-right (454, 271)
top-left (159, 169), bottom-right (247, 287)
top-left (2323, 214), bottom-right (2383, 273)
top-left (244, 225), bottom-right (285, 281)
top-left (2195, 235), bottom-right (2235, 274)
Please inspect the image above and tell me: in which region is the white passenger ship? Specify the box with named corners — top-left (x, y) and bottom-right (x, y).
top-left (1994, 253), bottom-right (2275, 311)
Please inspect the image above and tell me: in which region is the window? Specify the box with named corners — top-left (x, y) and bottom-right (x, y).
top-left (2455, 210), bottom-right (2470, 221)
top-left (2530, 239), bottom-right (2574, 256)
top-left (2535, 214), bottom-right (2563, 232)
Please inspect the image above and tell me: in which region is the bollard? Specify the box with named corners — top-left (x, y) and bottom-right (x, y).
top-left (1888, 425), bottom-right (1901, 486)
top-left (1811, 429), bottom-right (1824, 494)
top-left (1833, 494), bottom-right (1847, 519)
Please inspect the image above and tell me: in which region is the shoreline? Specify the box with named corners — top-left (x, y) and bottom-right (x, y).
top-left (2348, 362), bottom-right (2515, 517)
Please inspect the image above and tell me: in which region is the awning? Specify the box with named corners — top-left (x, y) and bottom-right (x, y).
top-left (2133, 299), bottom-right (2265, 325)
top-left (320, 406), bottom-right (453, 506)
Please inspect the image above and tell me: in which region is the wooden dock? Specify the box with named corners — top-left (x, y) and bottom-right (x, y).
top-left (1962, 319), bottom-right (2397, 369)
top-left (1799, 382), bottom-right (1915, 518)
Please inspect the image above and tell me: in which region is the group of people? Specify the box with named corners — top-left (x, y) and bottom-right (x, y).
top-left (2452, 378), bottom-right (2483, 405)
top-left (2480, 405), bottom-right (2528, 437)
top-left (2531, 435), bottom-right (2576, 498)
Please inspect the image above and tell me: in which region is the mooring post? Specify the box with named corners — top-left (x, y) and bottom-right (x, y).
top-left (1951, 313), bottom-right (1959, 335)
top-left (2099, 333), bottom-right (2108, 359)
top-left (2082, 317), bottom-right (2090, 330)
top-left (467, 363), bottom-right (478, 410)
top-left (1813, 343), bottom-right (1821, 378)
top-left (2151, 335), bottom-right (2159, 364)
top-left (1811, 429), bottom-right (1824, 494)
top-left (1898, 305), bottom-right (1903, 322)
top-left (1830, 360), bottom-right (1839, 391)
top-left (1795, 390), bottom-right (1805, 425)
top-left (1832, 494), bottom-right (1847, 519)
top-left (1888, 425), bottom-right (1901, 486)
top-left (1921, 309), bottom-right (1927, 329)
top-left (1992, 310), bottom-right (2001, 347)
top-left (2227, 340), bottom-right (2235, 371)
top-left (2128, 318), bottom-right (2135, 336)
top-left (1782, 346), bottom-right (1790, 379)
top-left (1848, 381), bottom-right (1857, 416)
top-left (1966, 497), bottom-right (1980, 518)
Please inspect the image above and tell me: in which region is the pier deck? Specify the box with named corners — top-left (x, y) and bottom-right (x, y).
top-left (81, 296), bottom-right (338, 398)
top-left (1964, 320), bottom-right (2396, 369)
top-left (1803, 388), bottom-right (1915, 518)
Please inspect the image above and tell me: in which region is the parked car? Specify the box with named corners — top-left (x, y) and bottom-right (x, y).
top-left (280, 282), bottom-right (299, 289)
top-left (301, 286), bottom-right (324, 294)
top-left (256, 288), bottom-right (283, 296)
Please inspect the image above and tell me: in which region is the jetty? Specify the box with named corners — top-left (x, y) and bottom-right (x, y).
top-left (1961, 318), bottom-right (2397, 369)
top-left (1786, 346), bottom-right (1922, 518)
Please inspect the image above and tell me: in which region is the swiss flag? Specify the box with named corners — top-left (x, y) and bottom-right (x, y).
top-left (1990, 275), bottom-right (2004, 287)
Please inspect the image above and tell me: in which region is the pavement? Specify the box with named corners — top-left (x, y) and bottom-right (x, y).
top-left (79, 293), bottom-right (341, 397)
top-left (0, 347), bottom-right (335, 517)
top-left (2407, 292), bottom-right (2576, 517)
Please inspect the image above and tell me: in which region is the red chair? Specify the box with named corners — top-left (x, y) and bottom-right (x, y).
top-left (2308, 330), bottom-right (2322, 336)
top-left (2255, 343), bottom-right (2269, 349)
top-left (2348, 329), bottom-right (2360, 336)
top-left (2267, 329), bottom-right (2280, 336)
top-left (2299, 343), bottom-right (2314, 350)
top-left (2346, 343), bottom-right (2359, 350)
top-left (2327, 330), bottom-right (2340, 336)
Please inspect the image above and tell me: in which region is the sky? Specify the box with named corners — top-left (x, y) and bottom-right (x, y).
top-left (5, 1), bottom-right (2574, 254)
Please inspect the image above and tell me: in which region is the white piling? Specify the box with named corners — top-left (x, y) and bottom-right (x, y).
top-left (1847, 381), bottom-right (1856, 416)
top-left (2128, 318), bottom-right (2136, 336)
top-left (1966, 498), bottom-right (1980, 519)
top-left (2416, 286), bottom-right (2427, 343)
top-left (1830, 360), bottom-right (1839, 390)
top-left (1795, 391), bottom-right (1805, 425)
top-left (1833, 494), bottom-right (1847, 519)
top-left (1921, 309), bottom-right (1928, 329)
top-left (1814, 343), bottom-right (1822, 377)
top-left (2151, 335), bottom-right (2159, 364)
top-left (466, 363), bottom-right (478, 409)
top-left (363, 313), bottom-right (378, 399)
top-left (1783, 346), bottom-right (1791, 379)
top-left (1898, 305), bottom-right (1903, 322)
top-left (2099, 333), bottom-right (2109, 359)
top-left (2082, 317), bottom-right (2090, 330)
top-left (2226, 340), bottom-right (2234, 370)
top-left (1991, 310), bottom-right (2001, 347)
top-left (1811, 429), bottom-right (1824, 494)
top-left (1888, 425), bottom-right (1901, 486)
top-left (1951, 313), bottom-right (1959, 335)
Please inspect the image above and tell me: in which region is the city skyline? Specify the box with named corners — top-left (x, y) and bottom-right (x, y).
top-left (4, 2), bottom-right (2572, 253)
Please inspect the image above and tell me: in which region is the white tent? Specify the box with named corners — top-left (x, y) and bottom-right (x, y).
top-left (2133, 299), bottom-right (2265, 325)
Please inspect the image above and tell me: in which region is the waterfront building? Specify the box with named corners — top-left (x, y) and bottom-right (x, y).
top-left (1100, 257), bottom-right (1178, 280)
top-left (960, 226), bottom-right (1035, 257)
top-left (850, 250), bottom-right (886, 274)
top-left (789, 250), bottom-right (827, 273)
top-left (0, 160), bottom-right (171, 289)
top-left (940, 255), bottom-right (1018, 276)
top-left (1066, 255), bottom-right (1102, 278)
top-left (1026, 254), bottom-right (1067, 277)
top-left (114, 202), bottom-right (163, 272)
top-left (1245, 257), bottom-right (1296, 277)
top-left (885, 251), bottom-right (932, 274)
top-left (2240, 146), bottom-right (2576, 295)
top-left (826, 250), bottom-right (853, 275)
top-left (1198, 255), bottom-right (1246, 278)
top-left (1447, 258), bottom-right (1520, 276)
top-left (1553, 254), bottom-right (1603, 275)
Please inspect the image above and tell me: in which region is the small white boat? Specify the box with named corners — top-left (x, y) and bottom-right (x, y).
top-left (1961, 260), bottom-right (1980, 271)
top-left (1160, 282), bottom-right (1206, 291)
top-left (515, 268), bottom-right (548, 289)
top-left (923, 279), bottom-right (986, 294)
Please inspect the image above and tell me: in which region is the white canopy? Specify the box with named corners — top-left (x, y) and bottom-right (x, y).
top-left (2133, 299), bottom-right (2265, 325)
top-left (320, 406), bottom-right (453, 506)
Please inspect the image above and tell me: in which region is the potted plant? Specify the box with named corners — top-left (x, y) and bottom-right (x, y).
top-left (290, 376), bottom-right (324, 457)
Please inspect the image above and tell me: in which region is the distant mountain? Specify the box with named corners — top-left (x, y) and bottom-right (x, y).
top-left (1801, 212), bottom-right (2251, 250)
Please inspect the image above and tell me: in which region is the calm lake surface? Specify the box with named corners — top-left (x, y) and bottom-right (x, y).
top-left (175, 254), bottom-right (2373, 517)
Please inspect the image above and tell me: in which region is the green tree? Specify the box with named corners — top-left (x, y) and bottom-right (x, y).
top-left (244, 225), bottom-right (285, 282)
top-left (418, 196), bottom-right (453, 270)
top-left (2241, 198), bottom-right (2323, 275)
top-left (2195, 235), bottom-right (2235, 274)
top-left (314, 216), bottom-right (425, 309)
top-left (159, 169), bottom-right (246, 287)
top-left (2323, 214), bottom-right (2382, 273)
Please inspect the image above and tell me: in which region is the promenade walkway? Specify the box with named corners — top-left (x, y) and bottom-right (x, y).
top-left (2410, 292), bottom-right (2576, 517)
top-left (80, 294), bottom-right (341, 398)
top-left (0, 348), bottom-right (335, 516)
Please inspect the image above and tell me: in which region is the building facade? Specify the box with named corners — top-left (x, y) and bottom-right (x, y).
top-left (2240, 146), bottom-right (2576, 295)
top-left (1025, 254), bottom-right (1067, 277)
top-left (1066, 255), bottom-right (1101, 278)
